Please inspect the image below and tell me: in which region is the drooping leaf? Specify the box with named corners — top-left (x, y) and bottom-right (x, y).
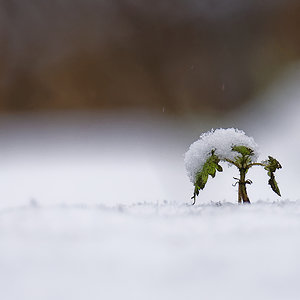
top-left (192, 151), bottom-right (223, 201)
top-left (268, 173), bottom-right (281, 196)
top-left (263, 156), bottom-right (282, 196)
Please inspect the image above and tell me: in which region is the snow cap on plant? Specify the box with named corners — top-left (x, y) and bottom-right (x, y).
top-left (185, 128), bottom-right (259, 182)
top-left (184, 128), bottom-right (282, 204)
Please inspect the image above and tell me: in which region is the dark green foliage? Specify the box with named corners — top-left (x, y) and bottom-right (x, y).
top-left (232, 145), bottom-right (255, 167)
top-left (190, 144), bottom-right (282, 204)
top-left (264, 156), bottom-right (282, 173)
top-left (192, 151), bottom-right (223, 202)
top-left (232, 145), bottom-right (254, 157)
top-left (268, 173), bottom-right (281, 196)
top-left (264, 156), bottom-right (282, 196)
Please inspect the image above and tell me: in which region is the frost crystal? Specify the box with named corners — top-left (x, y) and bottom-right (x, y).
top-left (184, 128), bottom-right (259, 183)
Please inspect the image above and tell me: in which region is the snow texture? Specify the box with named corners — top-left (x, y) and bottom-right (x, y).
top-left (1, 200), bottom-right (300, 300)
top-left (184, 128), bottom-right (259, 183)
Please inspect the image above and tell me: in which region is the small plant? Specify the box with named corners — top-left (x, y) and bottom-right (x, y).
top-left (184, 128), bottom-right (282, 204)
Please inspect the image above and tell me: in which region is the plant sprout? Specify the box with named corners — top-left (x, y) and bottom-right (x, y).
top-left (184, 128), bottom-right (282, 204)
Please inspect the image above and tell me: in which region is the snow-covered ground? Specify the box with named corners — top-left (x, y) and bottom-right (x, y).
top-left (1, 200), bottom-right (300, 300)
top-left (1, 64), bottom-right (300, 299)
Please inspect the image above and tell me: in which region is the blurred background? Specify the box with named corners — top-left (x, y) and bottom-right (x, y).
top-left (1, 0), bottom-right (300, 112)
top-left (0, 0), bottom-right (300, 207)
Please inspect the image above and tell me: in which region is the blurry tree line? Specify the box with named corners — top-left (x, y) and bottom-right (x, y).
top-left (0, 0), bottom-right (300, 113)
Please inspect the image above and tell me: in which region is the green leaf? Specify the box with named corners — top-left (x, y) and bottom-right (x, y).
top-left (232, 145), bottom-right (254, 157)
top-left (268, 173), bottom-right (281, 196)
top-left (216, 165), bottom-right (223, 172)
top-left (193, 151), bottom-right (223, 195)
top-left (264, 156), bottom-right (282, 196)
top-left (264, 156), bottom-right (282, 173)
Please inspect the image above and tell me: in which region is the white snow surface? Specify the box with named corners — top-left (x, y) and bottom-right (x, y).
top-left (184, 128), bottom-right (259, 183)
top-left (1, 200), bottom-right (300, 300)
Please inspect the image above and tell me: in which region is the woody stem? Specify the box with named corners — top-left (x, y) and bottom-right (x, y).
top-left (238, 168), bottom-right (250, 204)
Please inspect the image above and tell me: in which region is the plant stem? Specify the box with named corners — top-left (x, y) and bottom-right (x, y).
top-left (238, 168), bottom-right (250, 204)
top-left (248, 162), bottom-right (266, 168)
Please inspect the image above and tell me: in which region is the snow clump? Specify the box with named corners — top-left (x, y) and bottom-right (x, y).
top-left (184, 128), bottom-right (259, 183)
